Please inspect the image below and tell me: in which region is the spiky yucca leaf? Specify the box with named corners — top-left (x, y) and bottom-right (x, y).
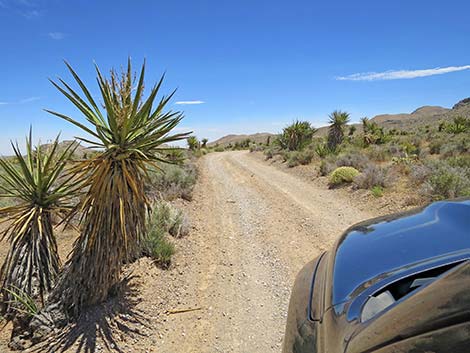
top-left (46, 59), bottom-right (190, 318)
top-left (0, 133), bottom-right (79, 317)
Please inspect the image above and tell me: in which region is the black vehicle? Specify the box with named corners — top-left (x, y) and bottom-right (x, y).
top-left (283, 199), bottom-right (470, 353)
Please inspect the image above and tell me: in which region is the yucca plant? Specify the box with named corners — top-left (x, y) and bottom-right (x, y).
top-left (327, 110), bottom-right (350, 150)
top-left (278, 120), bottom-right (316, 151)
top-left (45, 59), bottom-right (190, 318)
top-left (187, 136), bottom-right (199, 150)
top-left (0, 132), bottom-right (79, 318)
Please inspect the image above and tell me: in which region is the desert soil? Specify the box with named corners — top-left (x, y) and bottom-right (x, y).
top-left (1, 151), bottom-right (385, 352)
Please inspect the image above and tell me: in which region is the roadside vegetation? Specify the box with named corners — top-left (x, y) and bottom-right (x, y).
top-left (0, 59), bottom-right (199, 349)
top-left (250, 108), bottom-right (470, 204)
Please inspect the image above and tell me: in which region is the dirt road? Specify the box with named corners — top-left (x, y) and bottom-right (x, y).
top-left (0, 150), bottom-right (376, 353)
top-left (158, 151), bottom-right (374, 353)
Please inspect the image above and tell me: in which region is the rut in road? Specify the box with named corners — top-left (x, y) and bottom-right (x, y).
top-left (159, 151), bottom-right (373, 353)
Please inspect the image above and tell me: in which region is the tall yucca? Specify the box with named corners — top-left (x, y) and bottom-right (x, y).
top-left (46, 59), bottom-right (190, 318)
top-left (0, 132), bottom-right (79, 317)
top-left (327, 110), bottom-right (350, 150)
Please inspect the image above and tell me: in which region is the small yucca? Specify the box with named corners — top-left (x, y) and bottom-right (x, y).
top-left (0, 132), bottom-right (79, 317)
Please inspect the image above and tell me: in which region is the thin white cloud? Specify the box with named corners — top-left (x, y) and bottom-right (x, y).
top-left (48, 32), bottom-right (66, 40)
top-left (174, 100), bottom-right (205, 105)
top-left (336, 65), bottom-right (470, 81)
top-left (0, 96), bottom-right (40, 106)
top-left (19, 96), bottom-right (40, 103)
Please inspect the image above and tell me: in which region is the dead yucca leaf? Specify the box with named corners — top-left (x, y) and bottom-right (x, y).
top-left (0, 131), bottom-right (80, 318)
top-left (45, 59), bottom-right (191, 318)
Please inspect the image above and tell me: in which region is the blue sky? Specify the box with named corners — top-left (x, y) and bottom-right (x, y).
top-left (1, 0), bottom-right (470, 153)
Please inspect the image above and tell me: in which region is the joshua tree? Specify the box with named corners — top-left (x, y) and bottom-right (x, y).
top-left (361, 117), bottom-right (386, 146)
top-left (278, 120), bottom-right (316, 151)
top-left (0, 133), bottom-right (79, 319)
top-left (327, 111), bottom-right (350, 150)
top-left (187, 136), bottom-right (199, 150)
top-left (348, 125), bottom-right (357, 136)
top-left (201, 138), bottom-right (208, 148)
top-left (43, 59), bottom-right (190, 319)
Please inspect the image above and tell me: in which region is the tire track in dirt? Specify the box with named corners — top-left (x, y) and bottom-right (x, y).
top-left (158, 151), bottom-right (373, 353)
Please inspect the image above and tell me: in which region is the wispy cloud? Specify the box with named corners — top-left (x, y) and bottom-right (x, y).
top-left (48, 32), bottom-right (66, 40)
top-left (0, 96), bottom-right (41, 106)
top-left (19, 96), bottom-right (40, 103)
top-left (174, 100), bottom-right (205, 105)
top-left (336, 65), bottom-right (470, 81)
top-left (0, 0), bottom-right (45, 18)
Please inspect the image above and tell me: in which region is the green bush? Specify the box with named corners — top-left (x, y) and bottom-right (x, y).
top-left (329, 166), bottom-right (360, 186)
top-left (423, 163), bottom-right (470, 200)
top-left (142, 226), bottom-right (175, 268)
top-left (141, 201), bottom-right (190, 267)
top-left (447, 155), bottom-right (470, 169)
top-left (287, 149), bottom-right (315, 167)
top-left (371, 186), bottom-right (384, 198)
top-left (315, 142), bottom-right (333, 158)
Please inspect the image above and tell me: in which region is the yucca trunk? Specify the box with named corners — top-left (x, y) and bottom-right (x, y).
top-left (1, 208), bottom-right (59, 315)
top-left (49, 158), bottom-right (147, 317)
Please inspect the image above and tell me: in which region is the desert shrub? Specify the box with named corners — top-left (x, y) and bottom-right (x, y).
top-left (287, 149), bottom-right (315, 167)
top-left (142, 226), bottom-right (175, 268)
top-left (142, 201), bottom-right (189, 267)
top-left (440, 135), bottom-right (470, 158)
top-left (149, 163), bottom-right (197, 201)
top-left (366, 145), bottom-right (391, 162)
top-left (336, 151), bottom-right (370, 171)
top-left (409, 164), bottom-right (431, 185)
top-left (429, 139), bottom-right (444, 155)
top-left (400, 140), bottom-right (420, 156)
top-left (353, 164), bottom-right (390, 189)
top-left (319, 160), bottom-right (333, 176)
top-left (329, 166), bottom-right (360, 186)
top-left (421, 162), bottom-right (470, 200)
top-left (444, 116), bottom-right (470, 134)
top-left (164, 148), bottom-right (185, 163)
top-left (315, 142), bottom-right (334, 158)
top-left (214, 146), bottom-right (225, 152)
top-left (150, 201), bottom-right (190, 238)
top-left (447, 155), bottom-right (470, 169)
top-left (264, 148), bottom-right (274, 160)
top-left (371, 186), bottom-right (384, 198)
top-left (392, 154), bottom-right (419, 165)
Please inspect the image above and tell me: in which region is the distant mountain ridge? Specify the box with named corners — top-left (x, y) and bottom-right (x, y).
top-left (208, 133), bottom-right (274, 147)
top-left (313, 97), bottom-right (470, 136)
top-left (204, 98), bottom-right (470, 146)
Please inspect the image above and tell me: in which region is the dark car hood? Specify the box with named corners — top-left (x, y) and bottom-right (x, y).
top-left (331, 199), bottom-right (470, 305)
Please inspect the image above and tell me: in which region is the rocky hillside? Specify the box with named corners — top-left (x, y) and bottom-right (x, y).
top-left (208, 133), bottom-right (274, 147)
top-left (40, 140), bottom-right (92, 159)
top-left (315, 97), bottom-right (470, 135)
